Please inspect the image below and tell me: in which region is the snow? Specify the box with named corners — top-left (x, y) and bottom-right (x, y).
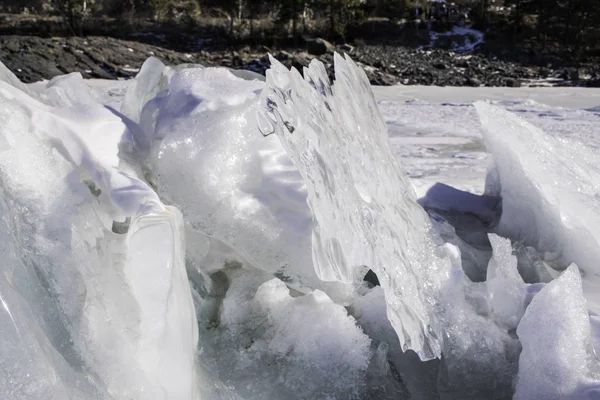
top-left (1, 54), bottom-right (600, 399)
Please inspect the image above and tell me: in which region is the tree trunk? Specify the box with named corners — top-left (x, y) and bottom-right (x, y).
top-left (573, 10), bottom-right (589, 57)
top-left (292, 0), bottom-right (297, 47)
top-left (302, 1), bottom-right (307, 34)
top-left (564, 0), bottom-right (572, 46)
top-left (250, 5), bottom-right (254, 42)
top-left (237, 0), bottom-right (243, 20)
top-left (329, 0), bottom-right (335, 39)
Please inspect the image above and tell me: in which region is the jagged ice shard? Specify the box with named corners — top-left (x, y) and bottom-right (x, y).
top-left (515, 265), bottom-right (600, 400)
top-left (475, 101), bottom-right (600, 314)
top-left (259, 54), bottom-right (451, 359)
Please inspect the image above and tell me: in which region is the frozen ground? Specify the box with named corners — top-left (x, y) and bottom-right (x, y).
top-left (374, 85), bottom-right (600, 195)
top-left (1, 56), bottom-right (600, 400)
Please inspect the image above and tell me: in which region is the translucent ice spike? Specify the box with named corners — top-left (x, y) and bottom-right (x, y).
top-left (259, 53), bottom-right (451, 360)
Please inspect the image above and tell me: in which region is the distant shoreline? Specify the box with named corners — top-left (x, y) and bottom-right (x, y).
top-left (2, 33), bottom-right (599, 88)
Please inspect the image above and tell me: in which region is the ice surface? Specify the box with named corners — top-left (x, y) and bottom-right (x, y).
top-left (260, 53), bottom-right (452, 360)
top-left (515, 265), bottom-right (600, 399)
top-left (475, 101), bottom-right (600, 313)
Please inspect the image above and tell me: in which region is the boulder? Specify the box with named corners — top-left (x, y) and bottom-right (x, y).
top-left (307, 38), bottom-right (334, 56)
top-left (275, 50), bottom-right (292, 61)
top-left (467, 77), bottom-right (482, 87)
top-left (504, 78), bottom-right (522, 88)
top-left (432, 62), bottom-right (447, 70)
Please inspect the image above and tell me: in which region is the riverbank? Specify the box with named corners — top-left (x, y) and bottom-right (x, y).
top-left (2, 33), bottom-right (599, 87)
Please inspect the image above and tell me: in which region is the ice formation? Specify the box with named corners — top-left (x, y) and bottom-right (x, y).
top-left (2, 52), bottom-right (600, 400)
top-left (486, 234), bottom-right (526, 330)
top-left (475, 101), bottom-right (600, 313)
top-left (130, 60), bottom-right (322, 293)
top-left (260, 53), bottom-right (451, 360)
top-left (515, 265), bottom-right (600, 399)
top-left (0, 68), bottom-right (198, 398)
top-left (207, 269), bottom-right (373, 399)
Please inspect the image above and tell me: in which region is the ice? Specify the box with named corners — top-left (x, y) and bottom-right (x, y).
top-left (206, 269), bottom-right (372, 400)
top-left (120, 57), bottom-right (176, 124)
top-left (133, 63), bottom-right (333, 294)
top-left (427, 212), bottom-right (491, 281)
top-left (2, 53), bottom-right (600, 400)
top-left (486, 234), bottom-right (526, 330)
top-left (515, 265), bottom-right (600, 399)
top-left (0, 65), bottom-right (201, 399)
top-left (260, 53), bottom-right (453, 360)
top-left (125, 210), bottom-right (198, 399)
top-left (350, 286), bottom-right (439, 399)
top-left (475, 101), bottom-right (600, 313)
top-left (436, 248), bottom-right (521, 399)
top-left (44, 73), bottom-right (98, 107)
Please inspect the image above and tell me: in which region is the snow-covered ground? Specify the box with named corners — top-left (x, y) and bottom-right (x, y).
top-left (1, 56), bottom-right (600, 400)
top-left (375, 85), bottom-right (600, 195)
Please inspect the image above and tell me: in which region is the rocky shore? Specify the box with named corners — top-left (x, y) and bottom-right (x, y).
top-left (1, 34), bottom-right (599, 87)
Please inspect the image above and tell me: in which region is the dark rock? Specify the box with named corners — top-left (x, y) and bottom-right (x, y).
top-left (560, 67), bottom-right (580, 81)
top-left (321, 53), bottom-right (334, 63)
top-left (363, 269), bottom-right (380, 287)
top-left (0, 35), bottom-right (221, 82)
top-left (232, 53), bottom-right (243, 67)
top-left (292, 58), bottom-right (307, 72)
top-left (586, 79), bottom-right (600, 87)
top-left (467, 77), bottom-right (482, 87)
top-left (1, 33), bottom-right (594, 89)
top-left (504, 78), bottom-right (521, 87)
top-left (368, 71), bottom-right (397, 86)
top-left (455, 59), bottom-right (469, 68)
top-left (307, 38), bottom-right (334, 56)
top-left (276, 50), bottom-right (292, 61)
